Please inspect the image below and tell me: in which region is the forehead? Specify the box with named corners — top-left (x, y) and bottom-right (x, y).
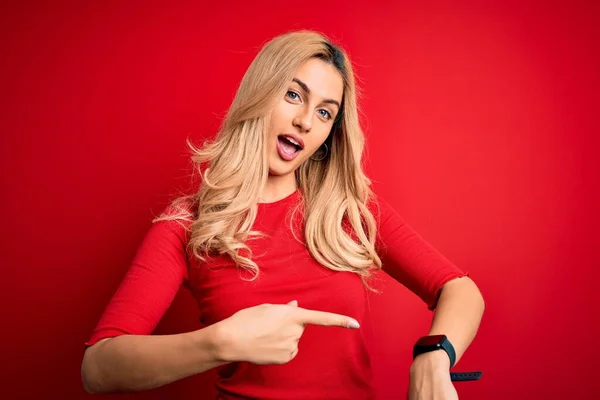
top-left (293, 58), bottom-right (344, 103)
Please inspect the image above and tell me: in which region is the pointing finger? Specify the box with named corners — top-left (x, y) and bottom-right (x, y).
top-left (293, 307), bottom-right (360, 329)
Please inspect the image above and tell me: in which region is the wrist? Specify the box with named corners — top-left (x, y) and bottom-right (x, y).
top-left (210, 321), bottom-right (238, 363)
top-left (194, 322), bottom-right (231, 363)
top-left (410, 350), bottom-right (451, 376)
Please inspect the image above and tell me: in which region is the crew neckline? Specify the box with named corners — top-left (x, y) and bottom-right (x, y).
top-left (257, 189), bottom-right (301, 207)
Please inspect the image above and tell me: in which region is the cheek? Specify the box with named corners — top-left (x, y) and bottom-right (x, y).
top-left (267, 113), bottom-right (279, 137)
top-left (309, 128), bottom-right (332, 150)
top-left (270, 102), bottom-right (294, 129)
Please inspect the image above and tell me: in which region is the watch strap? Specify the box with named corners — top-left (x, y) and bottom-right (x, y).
top-left (439, 336), bottom-right (456, 368)
top-left (450, 371), bottom-right (483, 381)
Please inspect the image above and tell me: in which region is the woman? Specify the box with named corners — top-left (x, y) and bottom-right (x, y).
top-left (81, 30), bottom-right (485, 399)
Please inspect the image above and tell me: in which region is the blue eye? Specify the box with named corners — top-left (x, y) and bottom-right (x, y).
top-left (286, 90), bottom-right (300, 101)
top-left (319, 109), bottom-right (332, 120)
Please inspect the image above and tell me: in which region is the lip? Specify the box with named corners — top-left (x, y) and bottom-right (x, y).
top-left (276, 137), bottom-right (301, 161)
top-left (279, 133), bottom-right (304, 150)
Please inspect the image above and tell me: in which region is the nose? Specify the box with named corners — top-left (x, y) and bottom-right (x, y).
top-left (293, 108), bottom-right (312, 133)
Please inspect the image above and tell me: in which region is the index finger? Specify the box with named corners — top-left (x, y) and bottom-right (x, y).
top-left (292, 307), bottom-right (360, 329)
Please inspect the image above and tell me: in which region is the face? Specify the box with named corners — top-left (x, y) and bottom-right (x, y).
top-left (267, 57), bottom-right (344, 178)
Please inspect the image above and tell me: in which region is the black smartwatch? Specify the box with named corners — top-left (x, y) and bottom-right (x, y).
top-left (412, 334), bottom-right (483, 382)
top-left (412, 334), bottom-right (456, 368)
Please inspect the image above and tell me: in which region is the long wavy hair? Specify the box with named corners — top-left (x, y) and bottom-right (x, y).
top-left (155, 30), bottom-right (382, 287)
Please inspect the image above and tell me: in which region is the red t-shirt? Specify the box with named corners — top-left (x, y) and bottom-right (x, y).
top-left (85, 190), bottom-right (467, 399)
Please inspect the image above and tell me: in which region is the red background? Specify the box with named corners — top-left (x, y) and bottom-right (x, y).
top-left (2, 1), bottom-right (598, 399)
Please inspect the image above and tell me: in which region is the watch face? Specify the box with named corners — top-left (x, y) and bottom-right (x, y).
top-left (417, 335), bottom-right (446, 347)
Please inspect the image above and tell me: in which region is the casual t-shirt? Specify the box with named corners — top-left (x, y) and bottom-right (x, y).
top-left (85, 190), bottom-right (468, 399)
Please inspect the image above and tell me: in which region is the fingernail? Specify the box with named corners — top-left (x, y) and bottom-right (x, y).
top-left (348, 320), bottom-right (360, 329)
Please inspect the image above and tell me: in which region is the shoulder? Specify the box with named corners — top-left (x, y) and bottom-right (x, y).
top-left (366, 193), bottom-right (403, 224)
top-left (147, 198), bottom-right (197, 248)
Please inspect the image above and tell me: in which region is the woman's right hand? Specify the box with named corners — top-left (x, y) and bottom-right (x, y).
top-left (212, 300), bottom-right (360, 365)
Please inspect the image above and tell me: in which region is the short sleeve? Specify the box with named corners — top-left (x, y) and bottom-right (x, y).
top-left (370, 197), bottom-right (468, 310)
top-left (84, 218), bottom-right (190, 347)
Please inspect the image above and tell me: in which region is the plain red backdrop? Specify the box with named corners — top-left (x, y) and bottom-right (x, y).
top-left (1, 1), bottom-right (598, 399)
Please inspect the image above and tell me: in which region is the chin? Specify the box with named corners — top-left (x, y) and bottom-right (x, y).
top-left (268, 158), bottom-right (298, 177)
top-left (268, 165), bottom-right (294, 177)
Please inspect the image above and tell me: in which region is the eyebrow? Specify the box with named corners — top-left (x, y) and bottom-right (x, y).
top-left (292, 78), bottom-right (341, 109)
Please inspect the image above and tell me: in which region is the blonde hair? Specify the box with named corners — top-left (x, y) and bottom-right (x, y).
top-left (156, 30), bottom-right (382, 287)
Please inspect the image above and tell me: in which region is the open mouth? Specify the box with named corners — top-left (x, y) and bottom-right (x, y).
top-left (277, 135), bottom-right (303, 154)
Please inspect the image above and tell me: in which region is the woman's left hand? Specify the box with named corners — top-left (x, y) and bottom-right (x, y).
top-left (407, 351), bottom-right (459, 400)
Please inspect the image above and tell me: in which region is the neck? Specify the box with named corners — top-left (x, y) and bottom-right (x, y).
top-left (259, 172), bottom-right (297, 203)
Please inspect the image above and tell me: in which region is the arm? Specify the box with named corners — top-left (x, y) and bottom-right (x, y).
top-left (81, 327), bottom-right (229, 393)
top-left (81, 217), bottom-right (217, 393)
top-left (82, 301), bottom-right (364, 393)
top-left (408, 277), bottom-right (484, 399)
top-left (425, 276), bottom-right (484, 365)
top-left (410, 276), bottom-right (484, 373)
top-left (370, 197), bottom-right (484, 394)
